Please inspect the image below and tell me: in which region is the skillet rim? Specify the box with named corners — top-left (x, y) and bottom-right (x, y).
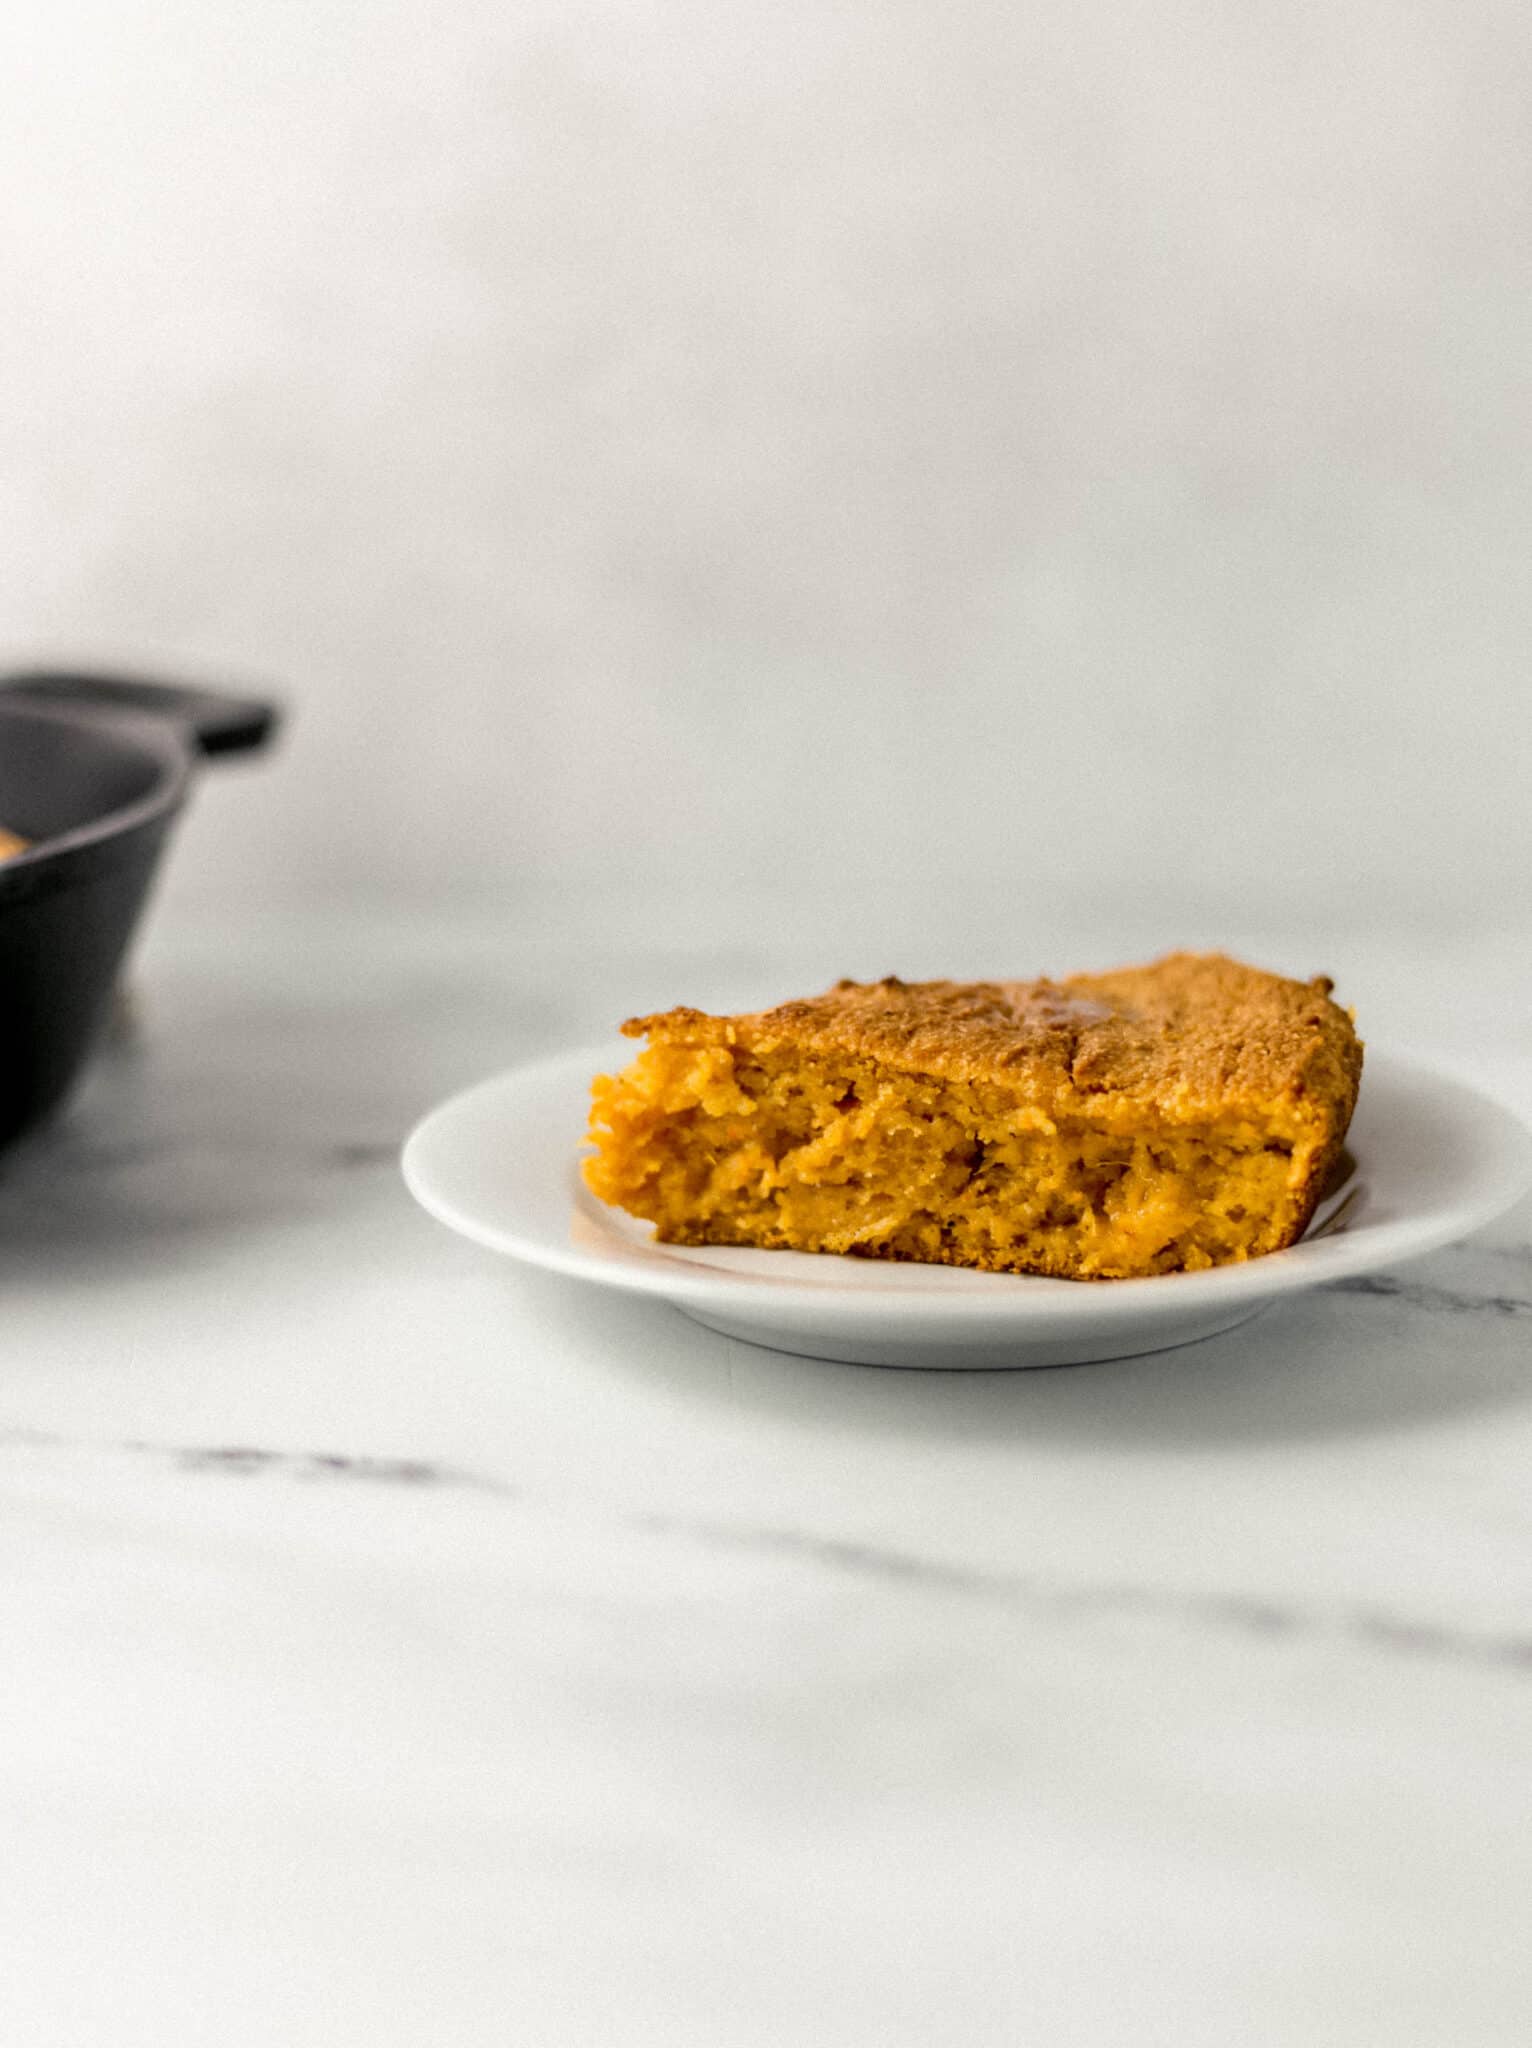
top-left (0, 696), bottom-right (191, 901)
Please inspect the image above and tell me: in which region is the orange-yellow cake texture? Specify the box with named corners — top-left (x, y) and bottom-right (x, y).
top-left (583, 952), bottom-right (1363, 1281)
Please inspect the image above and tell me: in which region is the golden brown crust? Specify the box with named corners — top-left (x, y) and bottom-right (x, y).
top-left (622, 952), bottom-right (1363, 1128)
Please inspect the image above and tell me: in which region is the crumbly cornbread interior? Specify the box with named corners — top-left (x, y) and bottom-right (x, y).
top-left (584, 955), bottom-right (1362, 1281)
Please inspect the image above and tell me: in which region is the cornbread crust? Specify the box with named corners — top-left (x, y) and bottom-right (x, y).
top-left (585, 953), bottom-right (1364, 1280)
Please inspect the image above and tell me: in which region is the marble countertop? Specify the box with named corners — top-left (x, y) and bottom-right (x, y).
top-left (3, 895), bottom-right (1530, 2047)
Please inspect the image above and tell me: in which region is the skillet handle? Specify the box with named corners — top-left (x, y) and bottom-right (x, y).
top-left (0, 669), bottom-right (281, 760)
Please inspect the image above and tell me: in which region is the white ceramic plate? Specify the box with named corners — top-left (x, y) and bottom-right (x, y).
top-left (402, 1048), bottom-right (1532, 1369)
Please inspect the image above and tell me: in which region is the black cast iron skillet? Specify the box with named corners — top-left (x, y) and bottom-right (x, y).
top-left (0, 670), bottom-right (279, 1150)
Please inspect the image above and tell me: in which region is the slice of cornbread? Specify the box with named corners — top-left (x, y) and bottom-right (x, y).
top-left (583, 953), bottom-right (1363, 1280)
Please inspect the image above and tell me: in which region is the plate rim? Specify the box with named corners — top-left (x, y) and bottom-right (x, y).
top-left (401, 1046), bottom-right (1532, 1326)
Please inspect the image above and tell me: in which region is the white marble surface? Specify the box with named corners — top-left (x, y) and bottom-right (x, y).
top-left (3, 895), bottom-right (1532, 2046)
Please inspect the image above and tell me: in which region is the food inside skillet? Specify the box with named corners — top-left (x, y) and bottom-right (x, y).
top-left (0, 829), bottom-right (30, 859)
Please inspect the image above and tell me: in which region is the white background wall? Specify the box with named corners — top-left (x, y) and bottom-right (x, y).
top-left (3, 0), bottom-right (1529, 923)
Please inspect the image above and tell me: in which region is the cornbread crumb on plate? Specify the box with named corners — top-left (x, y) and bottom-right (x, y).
top-left (584, 953), bottom-right (1364, 1281)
